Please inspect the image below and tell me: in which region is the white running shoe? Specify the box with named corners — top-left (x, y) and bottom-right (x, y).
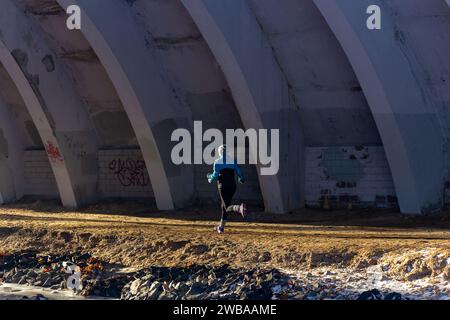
top-left (239, 203), bottom-right (247, 218)
top-left (215, 225), bottom-right (225, 234)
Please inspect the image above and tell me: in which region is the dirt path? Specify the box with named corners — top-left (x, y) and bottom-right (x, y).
top-left (0, 202), bottom-right (449, 283)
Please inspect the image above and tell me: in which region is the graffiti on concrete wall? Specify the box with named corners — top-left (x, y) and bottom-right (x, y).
top-left (108, 158), bottom-right (150, 187)
top-left (305, 146), bottom-right (398, 209)
top-left (45, 141), bottom-right (64, 163)
top-left (319, 146), bottom-right (365, 187)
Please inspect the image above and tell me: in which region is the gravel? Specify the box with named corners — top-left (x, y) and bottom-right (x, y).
top-left (1, 251), bottom-right (445, 300)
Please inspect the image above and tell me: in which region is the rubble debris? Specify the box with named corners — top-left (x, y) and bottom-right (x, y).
top-left (0, 251), bottom-right (447, 300)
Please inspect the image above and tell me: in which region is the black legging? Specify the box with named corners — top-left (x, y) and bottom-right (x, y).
top-left (217, 169), bottom-right (240, 221)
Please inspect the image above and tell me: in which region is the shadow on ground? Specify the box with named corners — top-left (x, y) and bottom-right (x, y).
top-left (2, 198), bottom-right (450, 230)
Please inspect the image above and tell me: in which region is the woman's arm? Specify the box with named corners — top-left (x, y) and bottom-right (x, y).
top-left (207, 162), bottom-right (220, 183)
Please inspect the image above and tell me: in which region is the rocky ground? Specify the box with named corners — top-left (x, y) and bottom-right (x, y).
top-left (0, 200), bottom-right (449, 300)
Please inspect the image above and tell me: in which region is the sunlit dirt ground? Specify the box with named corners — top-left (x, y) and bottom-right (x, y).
top-left (1, 200), bottom-right (449, 287)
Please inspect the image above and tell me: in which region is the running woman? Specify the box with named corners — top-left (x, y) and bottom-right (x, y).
top-left (207, 145), bottom-right (247, 234)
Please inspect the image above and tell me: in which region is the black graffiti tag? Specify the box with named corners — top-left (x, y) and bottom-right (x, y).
top-left (108, 158), bottom-right (150, 187)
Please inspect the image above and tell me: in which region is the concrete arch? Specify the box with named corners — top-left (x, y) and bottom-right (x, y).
top-left (313, 0), bottom-right (445, 213)
top-left (0, 96), bottom-right (25, 204)
top-left (57, 0), bottom-right (194, 210)
top-left (0, 0), bottom-right (98, 207)
top-left (181, 0), bottom-right (304, 213)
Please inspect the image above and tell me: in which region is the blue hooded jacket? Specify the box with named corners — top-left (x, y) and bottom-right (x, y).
top-left (207, 154), bottom-right (245, 184)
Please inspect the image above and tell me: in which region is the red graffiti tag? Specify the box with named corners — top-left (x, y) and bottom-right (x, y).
top-left (45, 140), bottom-right (64, 163)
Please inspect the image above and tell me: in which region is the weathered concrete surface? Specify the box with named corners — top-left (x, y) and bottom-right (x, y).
top-left (0, 62), bottom-right (40, 148)
top-left (57, 0), bottom-right (194, 210)
top-left (313, 0), bottom-right (447, 214)
top-left (15, 0), bottom-right (138, 148)
top-left (123, 0), bottom-right (264, 205)
top-left (182, 0), bottom-right (304, 213)
top-left (0, 97), bottom-right (25, 203)
top-left (1, 0), bottom-right (449, 214)
top-left (246, 0), bottom-right (381, 147)
top-left (0, 0), bottom-right (98, 207)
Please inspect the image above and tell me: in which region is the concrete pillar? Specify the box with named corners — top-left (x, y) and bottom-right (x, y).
top-left (0, 0), bottom-right (98, 207)
top-left (313, 0), bottom-right (445, 213)
top-left (57, 0), bottom-right (194, 210)
top-left (0, 97), bottom-right (25, 204)
top-left (181, 0), bottom-right (304, 213)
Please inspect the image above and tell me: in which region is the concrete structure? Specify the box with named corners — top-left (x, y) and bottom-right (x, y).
top-left (313, 0), bottom-right (450, 213)
top-left (0, 0), bottom-right (450, 214)
top-left (57, 0), bottom-right (194, 210)
top-left (0, 0), bottom-right (98, 207)
top-left (181, 0), bottom-right (303, 213)
top-left (0, 96), bottom-right (24, 203)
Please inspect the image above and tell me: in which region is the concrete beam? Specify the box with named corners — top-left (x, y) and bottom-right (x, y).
top-left (313, 0), bottom-right (445, 214)
top-left (181, 0), bottom-right (304, 213)
top-left (0, 0), bottom-right (98, 207)
top-left (57, 0), bottom-right (194, 210)
top-left (0, 96), bottom-right (25, 204)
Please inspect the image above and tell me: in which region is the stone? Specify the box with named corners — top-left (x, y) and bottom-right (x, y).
top-left (40, 273), bottom-right (51, 282)
top-left (27, 270), bottom-right (38, 278)
top-left (43, 277), bottom-right (55, 288)
top-left (34, 294), bottom-right (48, 301)
top-left (186, 282), bottom-right (207, 296)
top-left (357, 289), bottom-right (382, 300)
top-left (147, 282), bottom-right (163, 300)
top-left (271, 285), bottom-right (282, 294)
top-left (158, 292), bottom-right (176, 300)
top-left (18, 276), bottom-right (28, 285)
top-left (384, 292), bottom-right (402, 300)
top-left (292, 293), bottom-right (306, 300)
top-left (176, 283), bottom-right (190, 296)
top-left (242, 285), bottom-right (273, 300)
top-left (51, 284), bottom-right (60, 290)
top-left (11, 275), bottom-right (20, 282)
top-left (129, 279), bottom-right (142, 295)
top-left (206, 291), bottom-right (220, 299)
top-left (305, 291), bottom-right (318, 300)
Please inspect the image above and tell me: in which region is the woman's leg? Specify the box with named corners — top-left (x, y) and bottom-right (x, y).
top-left (218, 185), bottom-right (236, 230)
top-left (225, 205), bottom-right (241, 213)
top-left (223, 186), bottom-right (246, 217)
